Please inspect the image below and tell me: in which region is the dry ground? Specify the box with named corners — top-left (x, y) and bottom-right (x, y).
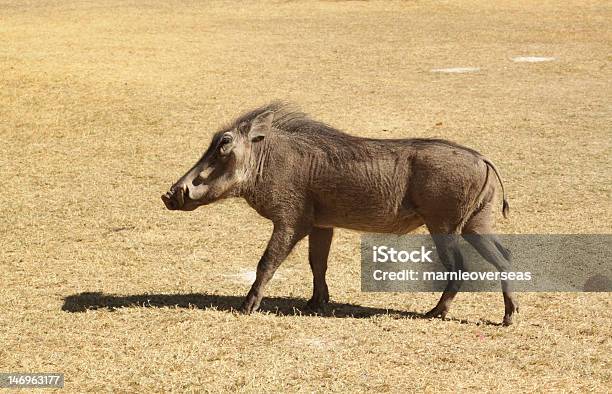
top-left (1, 0), bottom-right (611, 392)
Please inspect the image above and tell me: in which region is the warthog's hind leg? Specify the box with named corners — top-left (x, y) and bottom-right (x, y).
top-left (306, 227), bottom-right (334, 312)
top-left (463, 233), bottom-right (519, 326)
top-left (462, 205), bottom-right (519, 326)
top-left (424, 233), bottom-right (465, 320)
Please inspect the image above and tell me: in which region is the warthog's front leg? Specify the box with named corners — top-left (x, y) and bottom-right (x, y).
top-left (306, 227), bottom-right (334, 312)
top-left (240, 224), bottom-right (309, 314)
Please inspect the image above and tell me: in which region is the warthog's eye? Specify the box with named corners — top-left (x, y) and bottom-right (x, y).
top-left (220, 135), bottom-right (233, 146)
top-left (218, 134), bottom-right (234, 156)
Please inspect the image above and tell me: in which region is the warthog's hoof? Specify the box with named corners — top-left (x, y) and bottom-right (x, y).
top-left (305, 298), bottom-right (329, 314)
top-left (502, 305), bottom-right (519, 326)
top-left (424, 306), bottom-right (448, 320)
top-left (239, 295), bottom-right (261, 314)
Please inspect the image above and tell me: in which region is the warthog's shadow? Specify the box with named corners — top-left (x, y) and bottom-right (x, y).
top-left (61, 292), bottom-right (500, 325)
top-left (62, 292), bottom-right (417, 318)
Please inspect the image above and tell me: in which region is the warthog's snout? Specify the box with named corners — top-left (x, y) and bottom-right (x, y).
top-left (161, 185), bottom-right (186, 210)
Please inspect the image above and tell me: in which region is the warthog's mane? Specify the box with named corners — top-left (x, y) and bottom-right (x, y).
top-left (225, 101), bottom-right (369, 161)
top-left (224, 101), bottom-right (482, 160)
top-left (228, 101), bottom-right (354, 141)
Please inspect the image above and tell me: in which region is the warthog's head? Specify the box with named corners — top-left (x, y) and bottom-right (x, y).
top-left (161, 110), bottom-right (273, 211)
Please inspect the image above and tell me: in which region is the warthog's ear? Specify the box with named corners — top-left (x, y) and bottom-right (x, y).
top-left (249, 110), bottom-right (274, 142)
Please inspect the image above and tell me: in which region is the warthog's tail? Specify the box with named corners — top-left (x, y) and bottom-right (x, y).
top-left (482, 158), bottom-right (510, 218)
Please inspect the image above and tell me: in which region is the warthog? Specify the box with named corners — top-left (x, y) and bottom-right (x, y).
top-left (162, 102), bottom-right (518, 325)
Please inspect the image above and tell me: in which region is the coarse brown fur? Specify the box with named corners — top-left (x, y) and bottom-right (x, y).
top-left (162, 102), bottom-right (518, 325)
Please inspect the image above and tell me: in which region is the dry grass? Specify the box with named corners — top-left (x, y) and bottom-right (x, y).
top-left (1, 0), bottom-right (611, 392)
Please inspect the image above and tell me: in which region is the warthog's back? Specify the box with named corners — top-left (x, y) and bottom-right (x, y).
top-left (302, 138), bottom-right (490, 234)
